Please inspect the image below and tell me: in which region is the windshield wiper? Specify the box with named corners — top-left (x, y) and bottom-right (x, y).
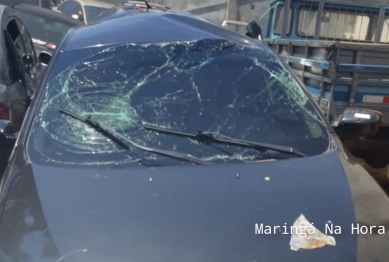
top-left (143, 124), bottom-right (306, 157)
top-left (58, 108), bottom-right (208, 165)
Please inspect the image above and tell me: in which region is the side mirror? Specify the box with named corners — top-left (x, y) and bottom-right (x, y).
top-left (39, 52), bottom-right (52, 67)
top-left (246, 21), bottom-right (263, 40)
top-left (0, 120), bottom-right (17, 139)
top-left (332, 108), bottom-right (381, 138)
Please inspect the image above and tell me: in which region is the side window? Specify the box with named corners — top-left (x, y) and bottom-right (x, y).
top-left (273, 5), bottom-right (293, 35)
top-left (380, 15), bottom-right (389, 43)
top-left (297, 8), bottom-right (317, 36)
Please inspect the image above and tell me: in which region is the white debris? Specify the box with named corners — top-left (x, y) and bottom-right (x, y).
top-left (290, 214), bottom-right (336, 251)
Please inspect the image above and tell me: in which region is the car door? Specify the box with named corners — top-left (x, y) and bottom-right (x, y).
top-left (0, 9), bottom-right (43, 175)
top-left (16, 19), bottom-right (42, 93)
top-left (58, 1), bottom-right (85, 23)
top-left (5, 17), bottom-right (40, 99)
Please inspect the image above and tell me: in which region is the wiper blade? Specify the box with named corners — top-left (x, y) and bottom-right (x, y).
top-left (58, 108), bottom-right (208, 165)
top-left (59, 108), bottom-right (130, 150)
top-left (143, 124), bottom-right (306, 157)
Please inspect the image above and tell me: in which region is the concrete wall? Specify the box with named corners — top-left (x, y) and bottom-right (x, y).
top-left (101, 0), bottom-right (273, 33)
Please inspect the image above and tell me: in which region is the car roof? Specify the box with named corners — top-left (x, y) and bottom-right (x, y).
top-left (14, 4), bottom-right (84, 26)
top-left (64, 9), bottom-right (264, 51)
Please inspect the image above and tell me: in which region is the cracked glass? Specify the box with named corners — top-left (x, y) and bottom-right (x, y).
top-left (27, 39), bottom-right (329, 168)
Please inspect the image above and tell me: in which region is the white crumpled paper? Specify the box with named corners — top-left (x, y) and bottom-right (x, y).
top-left (290, 214), bottom-right (336, 251)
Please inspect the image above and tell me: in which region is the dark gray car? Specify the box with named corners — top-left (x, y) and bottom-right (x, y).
top-left (0, 8), bottom-right (388, 262)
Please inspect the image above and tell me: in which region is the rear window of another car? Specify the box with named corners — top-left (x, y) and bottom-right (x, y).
top-left (16, 9), bottom-right (75, 46)
top-left (85, 6), bottom-right (110, 23)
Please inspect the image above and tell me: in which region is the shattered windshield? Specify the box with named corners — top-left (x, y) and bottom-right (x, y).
top-left (27, 39), bottom-right (329, 167)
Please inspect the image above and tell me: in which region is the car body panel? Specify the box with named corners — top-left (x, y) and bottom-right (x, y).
top-left (1, 145), bottom-right (389, 261)
top-left (0, 149), bottom-right (360, 262)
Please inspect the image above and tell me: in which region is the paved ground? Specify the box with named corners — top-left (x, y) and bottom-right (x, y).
top-left (341, 155), bottom-right (389, 262)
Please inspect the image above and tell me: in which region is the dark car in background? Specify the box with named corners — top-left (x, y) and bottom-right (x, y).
top-left (0, 0), bottom-right (55, 8)
top-left (54, 0), bottom-right (114, 24)
top-left (0, 6), bottom-right (389, 262)
top-left (13, 4), bottom-right (83, 65)
top-left (0, 0), bottom-right (39, 6)
top-left (0, 4), bottom-right (43, 173)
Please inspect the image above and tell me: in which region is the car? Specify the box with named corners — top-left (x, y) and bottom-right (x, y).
top-left (0, 0), bottom-right (40, 6)
top-left (0, 4), bottom-right (44, 173)
top-left (0, 0), bottom-right (56, 8)
top-left (13, 4), bottom-right (83, 66)
top-left (0, 7), bottom-right (388, 262)
top-left (54, 0), bottom-right (114, 24)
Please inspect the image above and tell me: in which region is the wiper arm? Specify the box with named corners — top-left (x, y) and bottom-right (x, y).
top-left (58, 108), bottom-right (208, 165)
top-left (143, 124), bottom-right (306, 157)
top-left (59, 108), bottom-right (130, 150)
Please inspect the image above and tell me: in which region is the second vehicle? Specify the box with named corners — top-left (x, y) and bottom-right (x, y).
top-left (13, 3), bottom-right (83, 65)
top-left (54, 0), bottom-right (114, 24)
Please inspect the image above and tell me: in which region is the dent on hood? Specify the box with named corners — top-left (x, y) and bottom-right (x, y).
top-left (30, 39), bottom-right (322, 166)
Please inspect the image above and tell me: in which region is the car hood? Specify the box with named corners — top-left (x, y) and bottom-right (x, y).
top-left (0, 150), bottom-right (378, 261)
